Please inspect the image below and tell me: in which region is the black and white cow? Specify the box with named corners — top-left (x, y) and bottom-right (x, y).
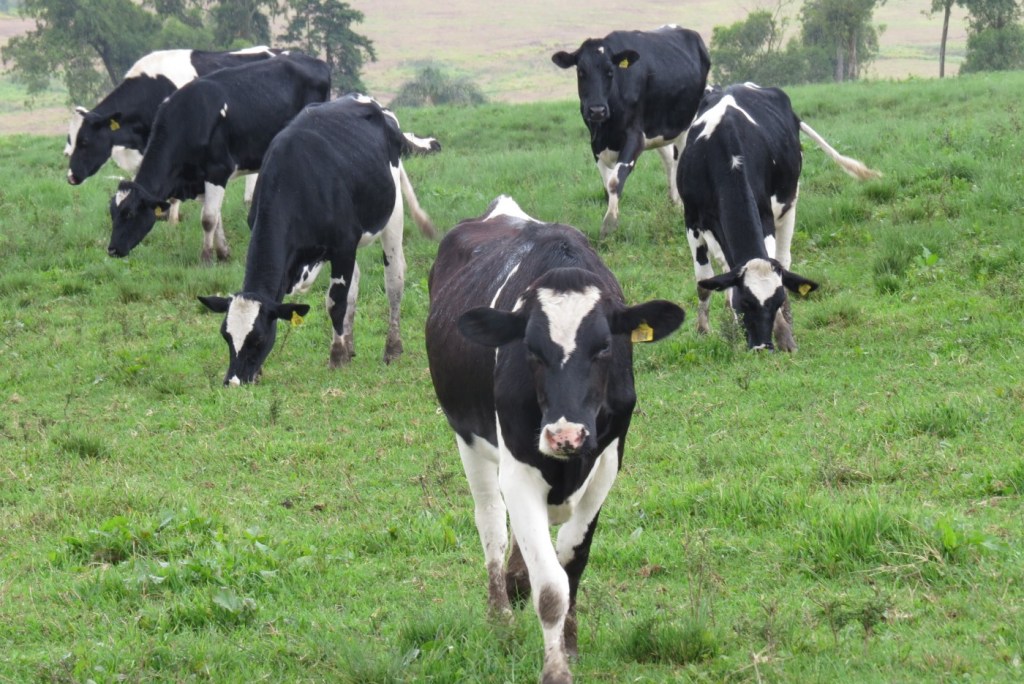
top-left (679, 83), bottom-right (880, 351)
top-left (107, 53), bottom-right (330, 263)
top-left (199, 95), bottom-right (437, 386)
top-left (66, 47), bottom-right (277, 223)
top-left (425, 196), bottom-right (684, 684)
top-left (552, 25), bottom-right (710, 238)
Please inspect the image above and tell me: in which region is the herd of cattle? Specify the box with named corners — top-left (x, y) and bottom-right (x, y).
top-left (61, 24), bottom-right (879, 684)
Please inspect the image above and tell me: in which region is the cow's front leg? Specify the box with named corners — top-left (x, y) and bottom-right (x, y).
top-left (378, 171), bottom-right (407, 364)
top-left (199, 184), bottom-right (229, 264)
top-left (327, 259), bottom-right (358, 367)
top-left (598, 134), bottom-right (644, 239)
top-left (773, 300), bottom-right (797, 352)
top-left (656, 143), bottom-right (681, 206)
top-left (687, 231), bottom-right (715, 334)
top-left (554, 440), bottom-right (619, 658)
top-left (499, 454), bottom-right (572, 684)
top-left (505, 535), bottom-right (531, 607)
top-left (457, 435), bottom-right (510, 616)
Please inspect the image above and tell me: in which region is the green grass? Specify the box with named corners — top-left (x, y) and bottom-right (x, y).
top-left (2, 71), bottom-right (1024, 682)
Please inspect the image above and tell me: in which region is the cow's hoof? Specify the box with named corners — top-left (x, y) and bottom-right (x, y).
top-left (329, 343), bottom-right (354, 367)
top-left (200, 250), bottom-right (214, 267)
top-left (541, 667), bottom-right (572, 684)
top-left (216, 248), bottom-right (231, 262)
top-left (383, 340), bottom-right (403, 365)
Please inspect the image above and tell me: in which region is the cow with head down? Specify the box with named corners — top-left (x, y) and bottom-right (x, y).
top-left (679, 83), bottom-right (880, 351)
top-left (425, 196), bottom-right (684, 684)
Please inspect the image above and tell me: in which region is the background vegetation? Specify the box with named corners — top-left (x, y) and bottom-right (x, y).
top-left (1, 72), bottom-right (1023, 681)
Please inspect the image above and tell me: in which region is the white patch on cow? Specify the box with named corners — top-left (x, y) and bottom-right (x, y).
top-left (597, 46), bottom-right (605, 54)
top-left (125, 49), bottom-right (197, 88)
top-left (485, 195), bottom-right (535, 223)
top-left (220, 103), bottom-right (228, 118)
top-left (114, 189), bottom-right (131, 206)
top-left (230, 46), bottom-right (274, 56)
top-left (742, 259), bottom-right (782, 305)
top-left (743, 82), bottom-right (763, 89)
top-left (226, 296), bottom-right (261, 354)
top-left (325, 275), bottom-right (347, 309)
top-left (65, 109), bottom-right (85, 156)
top-left (553, 438), bottom-right (618, 560)
top-left (537, 286), bottom-right (602, 367)
top-left (289, 261), bottom-right (325, 296)
top-left (491, 263), bottom-right (521, 309)
top-left (731, 155), bottom-right (744, 170)
top-left (772, 191), bottom-right (798, 270)
top-left (763, 234), bottom-right (777, 260)
top-left (456, 432), bottom-right (507, 591)
top-left (693, 94), bottom-right (758, 141)
top-left (702, 230), bottom-right (730, 272)
top-left (111, 146), bottom-right (143, 175)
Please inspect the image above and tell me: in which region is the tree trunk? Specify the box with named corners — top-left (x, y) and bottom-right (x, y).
top-left (940, 3), bottom-right (951, 78)
top-left (835, 41), bottom-right (844, 82)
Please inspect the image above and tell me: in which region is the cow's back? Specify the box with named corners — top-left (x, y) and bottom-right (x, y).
top-left (605, 26), bottom-right (709, 130)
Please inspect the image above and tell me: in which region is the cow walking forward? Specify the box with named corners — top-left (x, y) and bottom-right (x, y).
top-left (426, 196), bottom-right (684, 683)
top-left (107, 53), bottom-right (330, 263)
top-left (66, 47), bottom-right (277, 223)
top-left (552, 26), bottom-right (709, 238)
top-left (200, 95), bottom-right (436, 386)
top-left (679, 83), bottom-right (880, 351)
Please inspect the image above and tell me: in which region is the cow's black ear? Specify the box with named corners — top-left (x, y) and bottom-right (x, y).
top-left (781, 270), bottom-right (819, 297)
top-left (611, 300), bottom-right (685, 342)
top-left (458, 307), bottom-right (527, 347)
top-left (272, 302), bottom-right (311, 321)
top-left (198, 295), bottom-right (232, 313)
top-left (551, 50), bottom-right (578, 69)
top-left (612, 50), bottom-right (640, 69)
top-left (698, 269), bottom-right (741, 292)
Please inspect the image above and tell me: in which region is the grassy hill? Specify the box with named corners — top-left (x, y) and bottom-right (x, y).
top-left (1, 72), bottom-right (1022, 681)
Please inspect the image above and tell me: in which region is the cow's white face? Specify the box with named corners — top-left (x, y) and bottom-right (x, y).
top-left (698, 257), bottom-right (818, 351)
top-left (199, 294), bottom-right (310, 386)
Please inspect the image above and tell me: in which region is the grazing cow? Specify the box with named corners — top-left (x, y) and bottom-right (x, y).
top-left (198, 95), bottom-right (437, 386)
top-left (552, 25), bottom-right (710, 238)
top-left (679, 83), bottom-right (880, 351)
top-left (425, 196), bottom-right (684, 684)
top-left (66, 47), bottom-right (275, 224)
top-left (107, 53), bottom-right (330, 263)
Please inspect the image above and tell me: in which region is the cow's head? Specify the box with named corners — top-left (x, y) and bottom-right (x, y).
top-left (699, 258), bottom-right (818, 351)
top-left (459, 267), bottom-right (683, 458)
top-left (107, 181), bottom-right (170, 257)
top-left (68, 108), bottom-right (133, 185)
top-left (552, 41), bottom-right (639, 125)
top-left (198, 294), bottom-right (310, 386)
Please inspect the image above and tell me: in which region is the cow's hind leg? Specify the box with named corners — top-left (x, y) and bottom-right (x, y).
top-left (200, 184), bottom-right (230, 264)
top-left (327, 258), bottom-right (359, 367)
top-left (656, 143), bottom-right (681, 206)
top-left (379, 165), bottom-right (407, 364)
top-left (458, 435), bottom-right (510, 617)
top-left (505, 535), bottom-right (531, 607)
top-left (687, 232), bottom-right (715, 334)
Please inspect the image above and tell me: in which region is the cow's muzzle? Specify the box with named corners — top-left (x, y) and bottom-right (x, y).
top-left (585, 105), bottom-right (609, 123)
top-left (542, 420), bottom-right (589, 457)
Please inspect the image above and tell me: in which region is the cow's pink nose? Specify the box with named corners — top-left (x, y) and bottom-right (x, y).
top-left (544, 423), bottom-right (588, 454)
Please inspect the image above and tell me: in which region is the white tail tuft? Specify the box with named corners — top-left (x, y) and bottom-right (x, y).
top-left (799, 121), bottom-right (881, 181)
top-left (399, 162), bottom-right (437, 239)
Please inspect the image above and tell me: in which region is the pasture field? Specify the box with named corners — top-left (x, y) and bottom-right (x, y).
top-left (1, 72), bottom-right (1023, 682)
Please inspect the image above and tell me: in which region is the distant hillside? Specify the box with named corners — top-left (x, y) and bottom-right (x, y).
top-left (1, 0), bottom-right (967, 135)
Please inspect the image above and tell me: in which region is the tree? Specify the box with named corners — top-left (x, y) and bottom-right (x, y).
top-left (929, 0), bottom-right (957, 77)
top-left (280, 0), bottom-right (375, 95)
top-left (2, 0), bottom-right (161, 103)
top-left (209, 0), bottom-right (280, 48)
top-left (710, 6), bottom-right (832, 86)
top-left (959, 0), bottom-right (1024, 73)
top-left (800, 0), bottom-right (885, 81)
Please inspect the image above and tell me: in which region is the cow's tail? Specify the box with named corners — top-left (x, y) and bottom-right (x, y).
top-left (799, 121), bottom-right (881, 181)
top-left (401, 131), bottom-right (442, 156)
top-left (399, 162), bottom-right (437, 239)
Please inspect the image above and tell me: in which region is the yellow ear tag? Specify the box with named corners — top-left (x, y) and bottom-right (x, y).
top-left (631, 322), bottom-right (654, 344)
top-left (154, 206), bottom-right (164, 217)
top-left (110, 120), bottom-right (120, 131)
top-left (798, 283), bottom-right (812, 297)
top-left (290, 311), bottom-right (304, 327)
top-left (619, 59), bottom-right (630, 68)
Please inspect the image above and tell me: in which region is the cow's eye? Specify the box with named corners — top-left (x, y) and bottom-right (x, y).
top-left (577, 68), bottom-right (586, 79)
top-left (594, 341), bottom-right (612, 360)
